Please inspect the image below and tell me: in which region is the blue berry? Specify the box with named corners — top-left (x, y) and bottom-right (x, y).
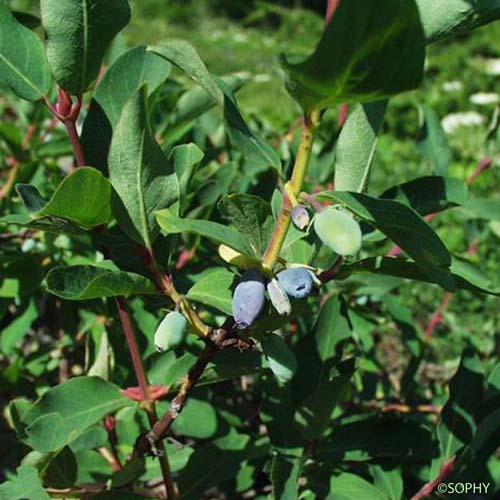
top-left (232, 269), bottom-right (265, 329)
top-left (277, 267), bottom-right (313, 299)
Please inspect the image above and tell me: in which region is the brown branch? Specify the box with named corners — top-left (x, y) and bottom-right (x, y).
top-left (319, 256), bottom-right (345, 283)
top-left (134, 319), bottom-right (234, 458)
top-left (409, 455), bottom-right (456, 500)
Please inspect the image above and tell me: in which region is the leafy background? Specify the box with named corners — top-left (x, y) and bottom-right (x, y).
top-left (0, 0), bottom-right (499, 499)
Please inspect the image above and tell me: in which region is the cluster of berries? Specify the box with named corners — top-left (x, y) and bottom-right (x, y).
top-left (154, 204), bottom-right (362, 348)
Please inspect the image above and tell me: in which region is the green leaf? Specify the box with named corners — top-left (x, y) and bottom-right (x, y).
top-left (327, 473), bottom-right (389, 500)
top-left (0, 299), bottom-right (37, 354)
top-left (380, 176), bottom-right (468, 216)
top-left (45, 264), bottom-right (157, 300)
top-left (171, 399), bottom-right (218, 439)
top-left (165, 74), bottom-right (245, 143)
top-left (219, 194), bottom-right (275, 256)
top-left (40, 0), bottom-right (131, 95)
top-left (177, 429), bottom-right (252, 499)
top-left (437, 349), bottom-right (484, 460)
top-left (416, 0), bottom-right (500, 43)
top-left (293, 295), bottom-right (354, 440)
top-left (45, 446), bottom-right (78, 489)
top-left (156, 207), bottom-right (254, 256)
top-left (186, 268), bottom-right (235, 315)
top-left (334, 101), bottom-right (387, 193)
top-left (18, 168), bottom-right (112, 229)
top-left (0, 257), bottom-right (42, 298)
top-left (148, 39), bottom-right (281, 172)
top-left (317, 191), bottom-right (454, 290)
top-left (337, 256), bottom-right (500, 296)
top-left (461, 198), bottom-right (500, 221)
top-left (109, 86), bottom-right (179, 248)
top-left (81, 45), bottom-right (172, 171)
top-left (262, 334), bottom-right (298, 383)
top-left (0, 0), bottom-right (52, 101)
top-left (22, 376), bottom-right (132, 453)
top-left (282, 0), bottom-right (425, 111)
top-left (319, 418), bottom-right (437, 462)
top-left (417, 105), bottom-right (452, 175)
top-left (0, 465), bottom-right (49, 500)
top-left (271, 453), bottom-right (303, 500)
top-left (371, 467), bottom-right (403, 500)
top-left (171, 143), bottom-right (204, 216)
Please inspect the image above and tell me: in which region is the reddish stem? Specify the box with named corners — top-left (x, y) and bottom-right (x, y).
top-left (64, 119), bottom-right (86, 168)
top-left (424, 291), bottom-right (453, 340)
top-left (338, 103), bottom-right (348, 128)
top-left (325, 0), bottom-right (341, 25)
top-left (409, 456), bottom-right (456, 500)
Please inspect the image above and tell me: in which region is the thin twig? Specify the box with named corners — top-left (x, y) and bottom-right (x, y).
top-left (319, 256), bottom-right (346, 283)
top-left (409, 456), bottom-right (456, 500)
top-left (134, 319), bottom-right (233, 457)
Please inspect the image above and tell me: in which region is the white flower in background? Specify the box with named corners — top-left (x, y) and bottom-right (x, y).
top-left (484, 58), bottom-right (500, 76)
top-left (442, 111), bottom-right (484, 134)
top-left (470, 93), bottom-right (499, 105)
top-left (442, 80), bottom-right (463, 92)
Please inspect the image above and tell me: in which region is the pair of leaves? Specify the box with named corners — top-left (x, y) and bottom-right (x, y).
top-left (148, 39), bottom-right (281, 173)
top-left (15, 167), bottom-right (112, 230)
top-left (81, 45), bottom-right (172, 171)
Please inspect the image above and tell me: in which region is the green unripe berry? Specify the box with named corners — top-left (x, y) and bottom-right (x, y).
top-left (154, 311), bottom-right (188, 353)
top-left (313, 206), bottom-right (362, 256)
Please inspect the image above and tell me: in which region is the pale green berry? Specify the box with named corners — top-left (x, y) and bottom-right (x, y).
top-left (313, 206), bottom-right (362, 256)
top-left (267, 277), bottom-right (292, 316)
top-left (154, 311), bottom-right (188, 353)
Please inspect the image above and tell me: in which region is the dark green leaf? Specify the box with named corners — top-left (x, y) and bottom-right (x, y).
top-left (22, 376), bottom-right (132, 452)
top-left (219, 194), bottom-right (275, 256)
top-left (317, 191), bottom-right (454, 290)
top-left (271, 453), bottom-right (303, 500)
top-left (81, 45), bottom-right (171, 171)
top-left (0, 257), bottom-right (42, 298)
top-left (337, 256), bottom-right (500, 296)
top-left (46, 264), bottom-right (157, 300)
top-left (18, 168), bottom-right (112, 229)
top-left (438, 349), bottom-right (484, 460)
top-left (380, 176), bottom-right (468, 216)
top-left (177, 429), bottom-right (252, 500)
top-left (282, 0), bottom-right (425, 111)
top-left (156, 207), bottom-right (254, 256)
top-left (45, 446), bottom-right (77, 489)
top-left (12, 11), bottom-right (41, 30)
top-left (109, 86), bottom-right (179, 248)
top-left (334, 101), bottom-right (387, 192)
top-left (40, 0), bottom-right (131, 95)
top-left (0, 0), bottom-right (52, 101)
top-left (417, 105), bottom-right (452, 175)
top-left (318, 418), bottom-right (437, 462)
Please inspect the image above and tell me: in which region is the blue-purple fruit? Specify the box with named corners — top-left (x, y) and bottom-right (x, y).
top-left (232, 269), bottom-right (266, 329)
